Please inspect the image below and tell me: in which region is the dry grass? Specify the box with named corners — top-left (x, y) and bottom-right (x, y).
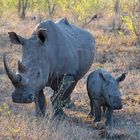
top-left (0, 15), bottom-right (140, 140)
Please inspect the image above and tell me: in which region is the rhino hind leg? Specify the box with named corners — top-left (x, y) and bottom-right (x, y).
top-left (88, 100), bottom-right (94, 118)
top-left (51, 74), bottom-right (75, 118)
top-left (50, 76), bottom-right (76, 109)
top-left (64, 97), bottom-right (75, 109)
top-left (62, 82), bottom-right (77, 109)
top-left (51, 92), bottom-right (75, 109)
top-left (102, 105), bottom-right (107, 117)
top-left (35, 90), bottom-right (46, 117)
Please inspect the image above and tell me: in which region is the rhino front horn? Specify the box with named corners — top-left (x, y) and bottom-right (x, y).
top-left (3, 54), bottom-right (21, 86)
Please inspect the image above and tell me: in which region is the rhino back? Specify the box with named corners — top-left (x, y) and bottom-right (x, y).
top-left (56, 18), bottom-right (94, 49)
top-left (32, 18), bottom-right (95, 80)
top-left (87, 68), bottom-right (115, 98)
top-left (87, 69), bottom-right (110, 98)
top-left (57, 18), bottom-right (95, 79)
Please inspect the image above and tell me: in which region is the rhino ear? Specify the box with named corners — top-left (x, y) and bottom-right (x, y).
top-left (116, 73), bottom-right (127, 83)
top-left (8, 32), bottom-right (26, 45)
top-left (99, 73), bottom-right (108, 82)
top-left (37, 28), bottom-right (47, 43)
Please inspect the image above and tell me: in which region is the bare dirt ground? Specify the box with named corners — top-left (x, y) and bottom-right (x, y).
top-left (0, 16), bottom-right (140, 140)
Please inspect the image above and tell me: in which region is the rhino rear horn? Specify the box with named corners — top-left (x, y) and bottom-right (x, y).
top-left (3, 54), bottom-right (21, 86)
top-left (37, 28), bottom-right (47, 43)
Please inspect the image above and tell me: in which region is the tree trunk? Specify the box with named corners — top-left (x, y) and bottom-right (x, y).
top-left (37, 0), bottom-right (41, 21)
top-left (46, 0), bottom-right (56, 18)
top-left (31, 0), bottom-right (34, 18)
top-left (20, 0), bottom-right (28, 20)
top-left (114, 0), bottom-right (120, 16)
top-left (18, 0), bottom-right (21, 16)
top-left (137, 37), bottom-right (140, 47)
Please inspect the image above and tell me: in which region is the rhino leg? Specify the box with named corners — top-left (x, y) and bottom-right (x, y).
top-left (62, 82), bottom-right (77, 109)
top-left (51, 74), bottom-right (75, 118)
top-left (93, 100), bottom-right (102, 122)
top-left (64, 96), bottom-right (75, 109)
top-left (102, 105), bottom-right (107, 116)
top-left (50, 77), bottom-right (76, 109)
top-left (51, 92), bottom-right (75, 109)
top-left (105, 107), bottom-right (113, 126)
top-left (88, 99), bottom-right (94, 117)
top-left (35, 89), bottom-right (46, 117)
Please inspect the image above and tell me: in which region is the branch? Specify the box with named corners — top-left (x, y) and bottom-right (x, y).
top-left (84, 14), bottom-right (98, 26)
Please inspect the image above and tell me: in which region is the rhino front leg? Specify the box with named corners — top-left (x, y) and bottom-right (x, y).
top-left (93, 100), bottom-right (102, 122)
top-left (51, 74), bottom-right (75, 118)
top-left (35, 89), bottom-right (46, 117)
top-left (105, 107), bottom-right (113, 126)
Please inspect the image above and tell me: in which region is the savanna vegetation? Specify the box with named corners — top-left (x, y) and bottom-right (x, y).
top-left (0, 0), bottom-right (140, 139)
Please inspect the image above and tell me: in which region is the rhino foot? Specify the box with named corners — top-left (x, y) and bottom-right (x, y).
top-left (105, 119), bottom-right (113, 127)
top-left (105, 107), bottom-right (113, 126)
top-left (63, 99), bottom-right (75, 109)
top-left (88, 112), bottom-right (94, 118)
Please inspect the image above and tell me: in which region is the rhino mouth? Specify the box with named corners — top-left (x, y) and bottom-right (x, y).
top-left (110, 101), bottom-right (122, 110)
top-left (12, 98), bottom-right (34, 103)
top-left (106, 99), bottom-right (122, 110)
top-left (3, 54), bottom-right (37, 103)
top-left (12, 90), bottom-right (36, 103)
top-left (111, 105), bottom-right (122, 110)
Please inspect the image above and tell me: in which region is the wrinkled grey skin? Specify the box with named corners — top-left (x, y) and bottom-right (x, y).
top-left (87, 68), bottom-right (126, 126)
top-left (4, 18), bottom-right (95, 117)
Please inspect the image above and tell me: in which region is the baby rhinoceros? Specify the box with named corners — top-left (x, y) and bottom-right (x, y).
top-left (87, 68), bottom-right (126, 126)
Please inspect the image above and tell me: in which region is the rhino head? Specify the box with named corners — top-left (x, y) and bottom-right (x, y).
top-left (4, 29), bottom-right (50, 103)
top-left (100, 72), bottom-right (126, 110)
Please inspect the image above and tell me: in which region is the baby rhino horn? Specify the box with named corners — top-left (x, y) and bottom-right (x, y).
top-left (18, 61), bottom-right (27, 73)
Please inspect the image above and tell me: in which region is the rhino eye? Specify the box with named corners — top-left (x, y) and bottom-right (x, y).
top-left (108, 95), bottom-right (111, 98)
top-left (17, 74), bottom-right (22, 82)
top-left (36, 72), bottom-right (40, 78)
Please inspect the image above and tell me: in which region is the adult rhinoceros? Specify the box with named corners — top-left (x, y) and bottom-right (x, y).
top-left (3, 18), bottom-right (95, 117)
